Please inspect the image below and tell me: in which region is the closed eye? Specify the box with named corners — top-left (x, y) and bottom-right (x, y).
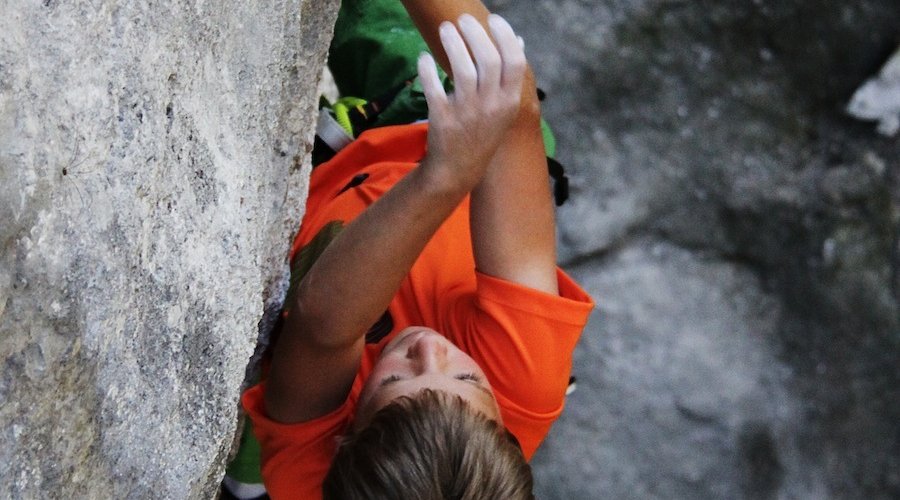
top-left (379, 374), bottom-right (403, 386)
top-left (455, 373), bottom-right (494, 397)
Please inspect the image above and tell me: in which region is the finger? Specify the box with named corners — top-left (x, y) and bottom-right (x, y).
top-left (439, 21), bottom-right (477, 100)
top-left (418, 52), bottom-right (448, 115)
top-left (457, 14), bottom-right (501, 92)
top-left (487, 14), bottom-right (526, 93)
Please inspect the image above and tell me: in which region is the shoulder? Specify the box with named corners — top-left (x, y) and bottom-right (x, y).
top-left (241, 382), bottom-right (356, 498)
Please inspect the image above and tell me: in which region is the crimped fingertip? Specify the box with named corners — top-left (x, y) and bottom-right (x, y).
top-left (487, 13), bottom-right (511, 30)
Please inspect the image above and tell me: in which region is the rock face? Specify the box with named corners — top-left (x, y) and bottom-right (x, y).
top-left (0, 1), bottom-right (338, 497)
top-left (487, 0), bottom-right (899, 498)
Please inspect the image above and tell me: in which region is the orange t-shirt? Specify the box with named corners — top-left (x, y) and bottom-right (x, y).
top-left (242, 123), bottom-right (594, 499)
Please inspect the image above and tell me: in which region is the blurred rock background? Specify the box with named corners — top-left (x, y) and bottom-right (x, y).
top-left (485, 0), bottom-right (899, 498)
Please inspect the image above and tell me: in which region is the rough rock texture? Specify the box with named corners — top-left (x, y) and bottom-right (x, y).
top-left (487, 0), bottom-right (900, 498)
top-left (0, 1), bottom-right (338, 497)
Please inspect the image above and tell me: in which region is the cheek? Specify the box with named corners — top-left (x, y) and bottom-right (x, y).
top-left (356, 377), bottom-right (381, 419)
top-left (450, 348), bottom-right (485, 374)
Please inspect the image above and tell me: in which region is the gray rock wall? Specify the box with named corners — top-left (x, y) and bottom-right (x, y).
top-left (487, 0), bottom-right (900, 498)
top-left (0, 1), bottom-right (338, 497)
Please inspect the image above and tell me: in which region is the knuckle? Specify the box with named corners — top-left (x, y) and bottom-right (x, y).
top-left (506, 54), bottom-right (527, 74)
top-left (458, 68), bottom-right (478, 85)
top-left (520, 95), bottom-right (541, 121)
top-left (483, 50), bottom-right (501, 69)
top-left (500, 94), bottom-right (518, 111)
top-left (491, 96), bottom-right (510, 110)
top-left (444, 116), bottom-right (464, 132)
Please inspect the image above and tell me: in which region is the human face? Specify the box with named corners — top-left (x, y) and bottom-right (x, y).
top-left (354, 327), bottom-right (502, 429)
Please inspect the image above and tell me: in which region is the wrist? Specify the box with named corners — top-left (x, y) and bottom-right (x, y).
top-left (416, 155), bottom-right (477, 199)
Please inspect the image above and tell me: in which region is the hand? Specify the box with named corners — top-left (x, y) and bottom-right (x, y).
top-left (417, 14), bottom-right (527, 193)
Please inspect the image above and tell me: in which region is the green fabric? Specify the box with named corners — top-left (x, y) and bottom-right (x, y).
top-left (330, 0), bottom-right (423, 100)
top-left (329, 0), bottom-right (448, 127)
top-left (541, 117), bottom-right (556, 159)
top-left (225, 417), bottom-right (264, 484)
top-left (329, 0), bottom-right (557, 153)
top-left (286, 221), bottom-right (344, 306)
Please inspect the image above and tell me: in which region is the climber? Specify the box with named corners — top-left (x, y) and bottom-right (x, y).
top-left (234, 1), bottom-right (594, 498)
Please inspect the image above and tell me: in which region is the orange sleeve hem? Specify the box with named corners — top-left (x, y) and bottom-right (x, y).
top-left (474, 268), bottom-right (595, 324)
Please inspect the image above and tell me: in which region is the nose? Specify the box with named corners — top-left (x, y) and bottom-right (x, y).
top-left (407, 333), bottom-right (448, 374)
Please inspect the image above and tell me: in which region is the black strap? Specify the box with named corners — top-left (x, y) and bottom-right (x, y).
top-left (547, 156), bottom-right (570, 206)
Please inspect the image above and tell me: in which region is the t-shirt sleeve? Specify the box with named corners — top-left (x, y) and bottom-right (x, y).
top-left (242, 379), bottom-right (359, 500)
top-left (444, 268), bottom-right (594, 458)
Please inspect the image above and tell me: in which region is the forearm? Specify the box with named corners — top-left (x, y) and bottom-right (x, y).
top-left (469, 110), bottom-right (559, 295)
top-left (400, 0), bottom-right (490, 73)
top-left (400, 0), bottom-right (558, 294)
top-left (286, 162), bottom-right (467, 349)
